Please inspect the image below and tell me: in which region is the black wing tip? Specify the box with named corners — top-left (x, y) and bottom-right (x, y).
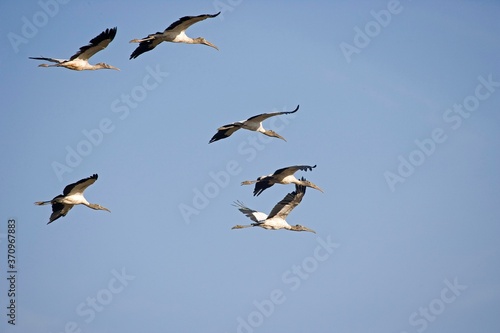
top-left (197, 12), bottom-right (221, 18)
top-left (104, 26), bottom-right (117, 36)
top-left (129, 42), bottom-right (153, 60)
top-left (297, 177), bottom-right (308, 193)
top-left (253, 185), bottom-right (266, 196)
top-left (209, 129), bottom-right (231, 143)
top-left (129, 49), bottom-right (143, 60)
top-left (296, 183), bottom-right (307, 194)
top-left (91, 27), bottom-right (118, 44)
top-left (208, 135), bottom-right (219, 143)
top-left (102, 26), bottom-right (117, 36)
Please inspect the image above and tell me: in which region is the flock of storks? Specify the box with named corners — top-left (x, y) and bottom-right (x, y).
top-left (33, 12), bottom-right (324, 233)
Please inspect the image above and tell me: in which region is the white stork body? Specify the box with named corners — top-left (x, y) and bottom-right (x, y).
top-left (29, 27), bottom-right (119, 71)
top-left (232, 180), bottom-right (315, 233)
top-left (35, 174), bottom-right (110, 224)
top-left (209, 105), bottom-right (299, 143)
top-left (129, 12), bottom-right (220, 59)
top-left (241, 165), bottom-right (323, 196)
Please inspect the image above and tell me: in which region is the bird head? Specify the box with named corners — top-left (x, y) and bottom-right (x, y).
top-left (92, 204), bottom-right (111, 212)
top-left (264, 130), bottom-right (286, 141)
top-left (96, 63), bottom-right (120, 71)
top-left (231, 225), bottom-right (245, 230)
top-left (290, 224), bottom-right (316, 233)
top-left (195, 37), bottom-right (219, 50)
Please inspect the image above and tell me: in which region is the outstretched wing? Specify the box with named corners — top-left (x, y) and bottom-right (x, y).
top-left (129, 35), bottom-right (164, 59)
top-left (209, 123), bottom-right (241, 143)
top-left (164, 12), bottom-right (220, 33)
top-left (267, 181), bottom-right (306, 219)
top-left (273, 164), bottom-right (316, 177)
top-left (48, 201), bottom-right (73, 224)
top-left (63, 174), bottom-right (98, 196)
top-left (253, 177), bottom-right (275, 196)
top-left (70, 27), bottom-right (117, 61)
top-left (29, 57), bottom-right (65, 64)
top-left (246, 105), bottom-right (299, 123)
top-left (232, 201), bottom-right (268, 222)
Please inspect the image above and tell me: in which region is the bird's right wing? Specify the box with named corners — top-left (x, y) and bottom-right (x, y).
top-left (272, 165), bottom-right (317, 177)
top-left (246, 105), bottom-right (299, 123)
top-left (267, 182), bottom-right (306, 219)
top-left (232, 201), bottom-right (268, 222)
top-left (70, 27), bottom-right (117, 61)
top-left (164, 12), bottom-right (221, 33)
top-left (63, 174), bottom-right (98, 196)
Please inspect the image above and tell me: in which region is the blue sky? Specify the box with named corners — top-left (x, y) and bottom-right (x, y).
top-left (1, 1), bottom-right (500, 332)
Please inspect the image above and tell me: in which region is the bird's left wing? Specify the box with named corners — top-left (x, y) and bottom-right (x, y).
top-left (246, 105), bottom-right (299, 123)
top-left (253, 177), bottom-right (275, 196)
top-left (164, 12), bottom-right (220, 33)
top-left (48, 202), bottom-right (73, 224)
top-left (70, 27), bottom-right (117, 60)
top-left (209, 123), bottom-right (241, 143)
top-left (63, 174), bottom-right (98, 196)
top-left (267, 182), bottom-right (306, 219)
top-left (232, 201), bottom-right (268, 222)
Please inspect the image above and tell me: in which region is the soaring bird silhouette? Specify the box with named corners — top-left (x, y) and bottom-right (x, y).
top-left (241, 165), bottom-right (323, 196)
top-left (129, 12), bottom-right (220, 59)
top-left (35, 174), bottom-right (110, 224)
top-left (209, 105), bottom-right (299, 143)
top-left (232, 180), bottom-right (315, 233)
top-left (29, 27), bottom-right (119, 71)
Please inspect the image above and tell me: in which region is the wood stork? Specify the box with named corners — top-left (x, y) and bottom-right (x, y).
top-left (209, 105), bottom-right (299, 143)
top-left (129, 12), bottom-right (220, 59)
top-left (232, 180), bottom-right (315, 233)
top-left (241, 164), bottom-right (323, 196)
top-left (29, 27), bottom-right (119, 71)
top-left (35, 174), bottom-right (110, 224)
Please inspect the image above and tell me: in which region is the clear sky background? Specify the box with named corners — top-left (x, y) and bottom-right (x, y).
top-left (1, 1), bottom-right (499, 332)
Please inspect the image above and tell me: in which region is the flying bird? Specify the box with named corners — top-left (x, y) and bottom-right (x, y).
top-left (241, 164), bottom-right (323, 196)
top-left (232, 180), bottom-right (315, 233)
top-left (29, 27), bottom-right (119, 71)
top-left (35, 174), bottom-right (110, 224)
top-left (129, 12), bottom-right (220, 59)
top-left (209, 105), bottom-right (299, 143)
